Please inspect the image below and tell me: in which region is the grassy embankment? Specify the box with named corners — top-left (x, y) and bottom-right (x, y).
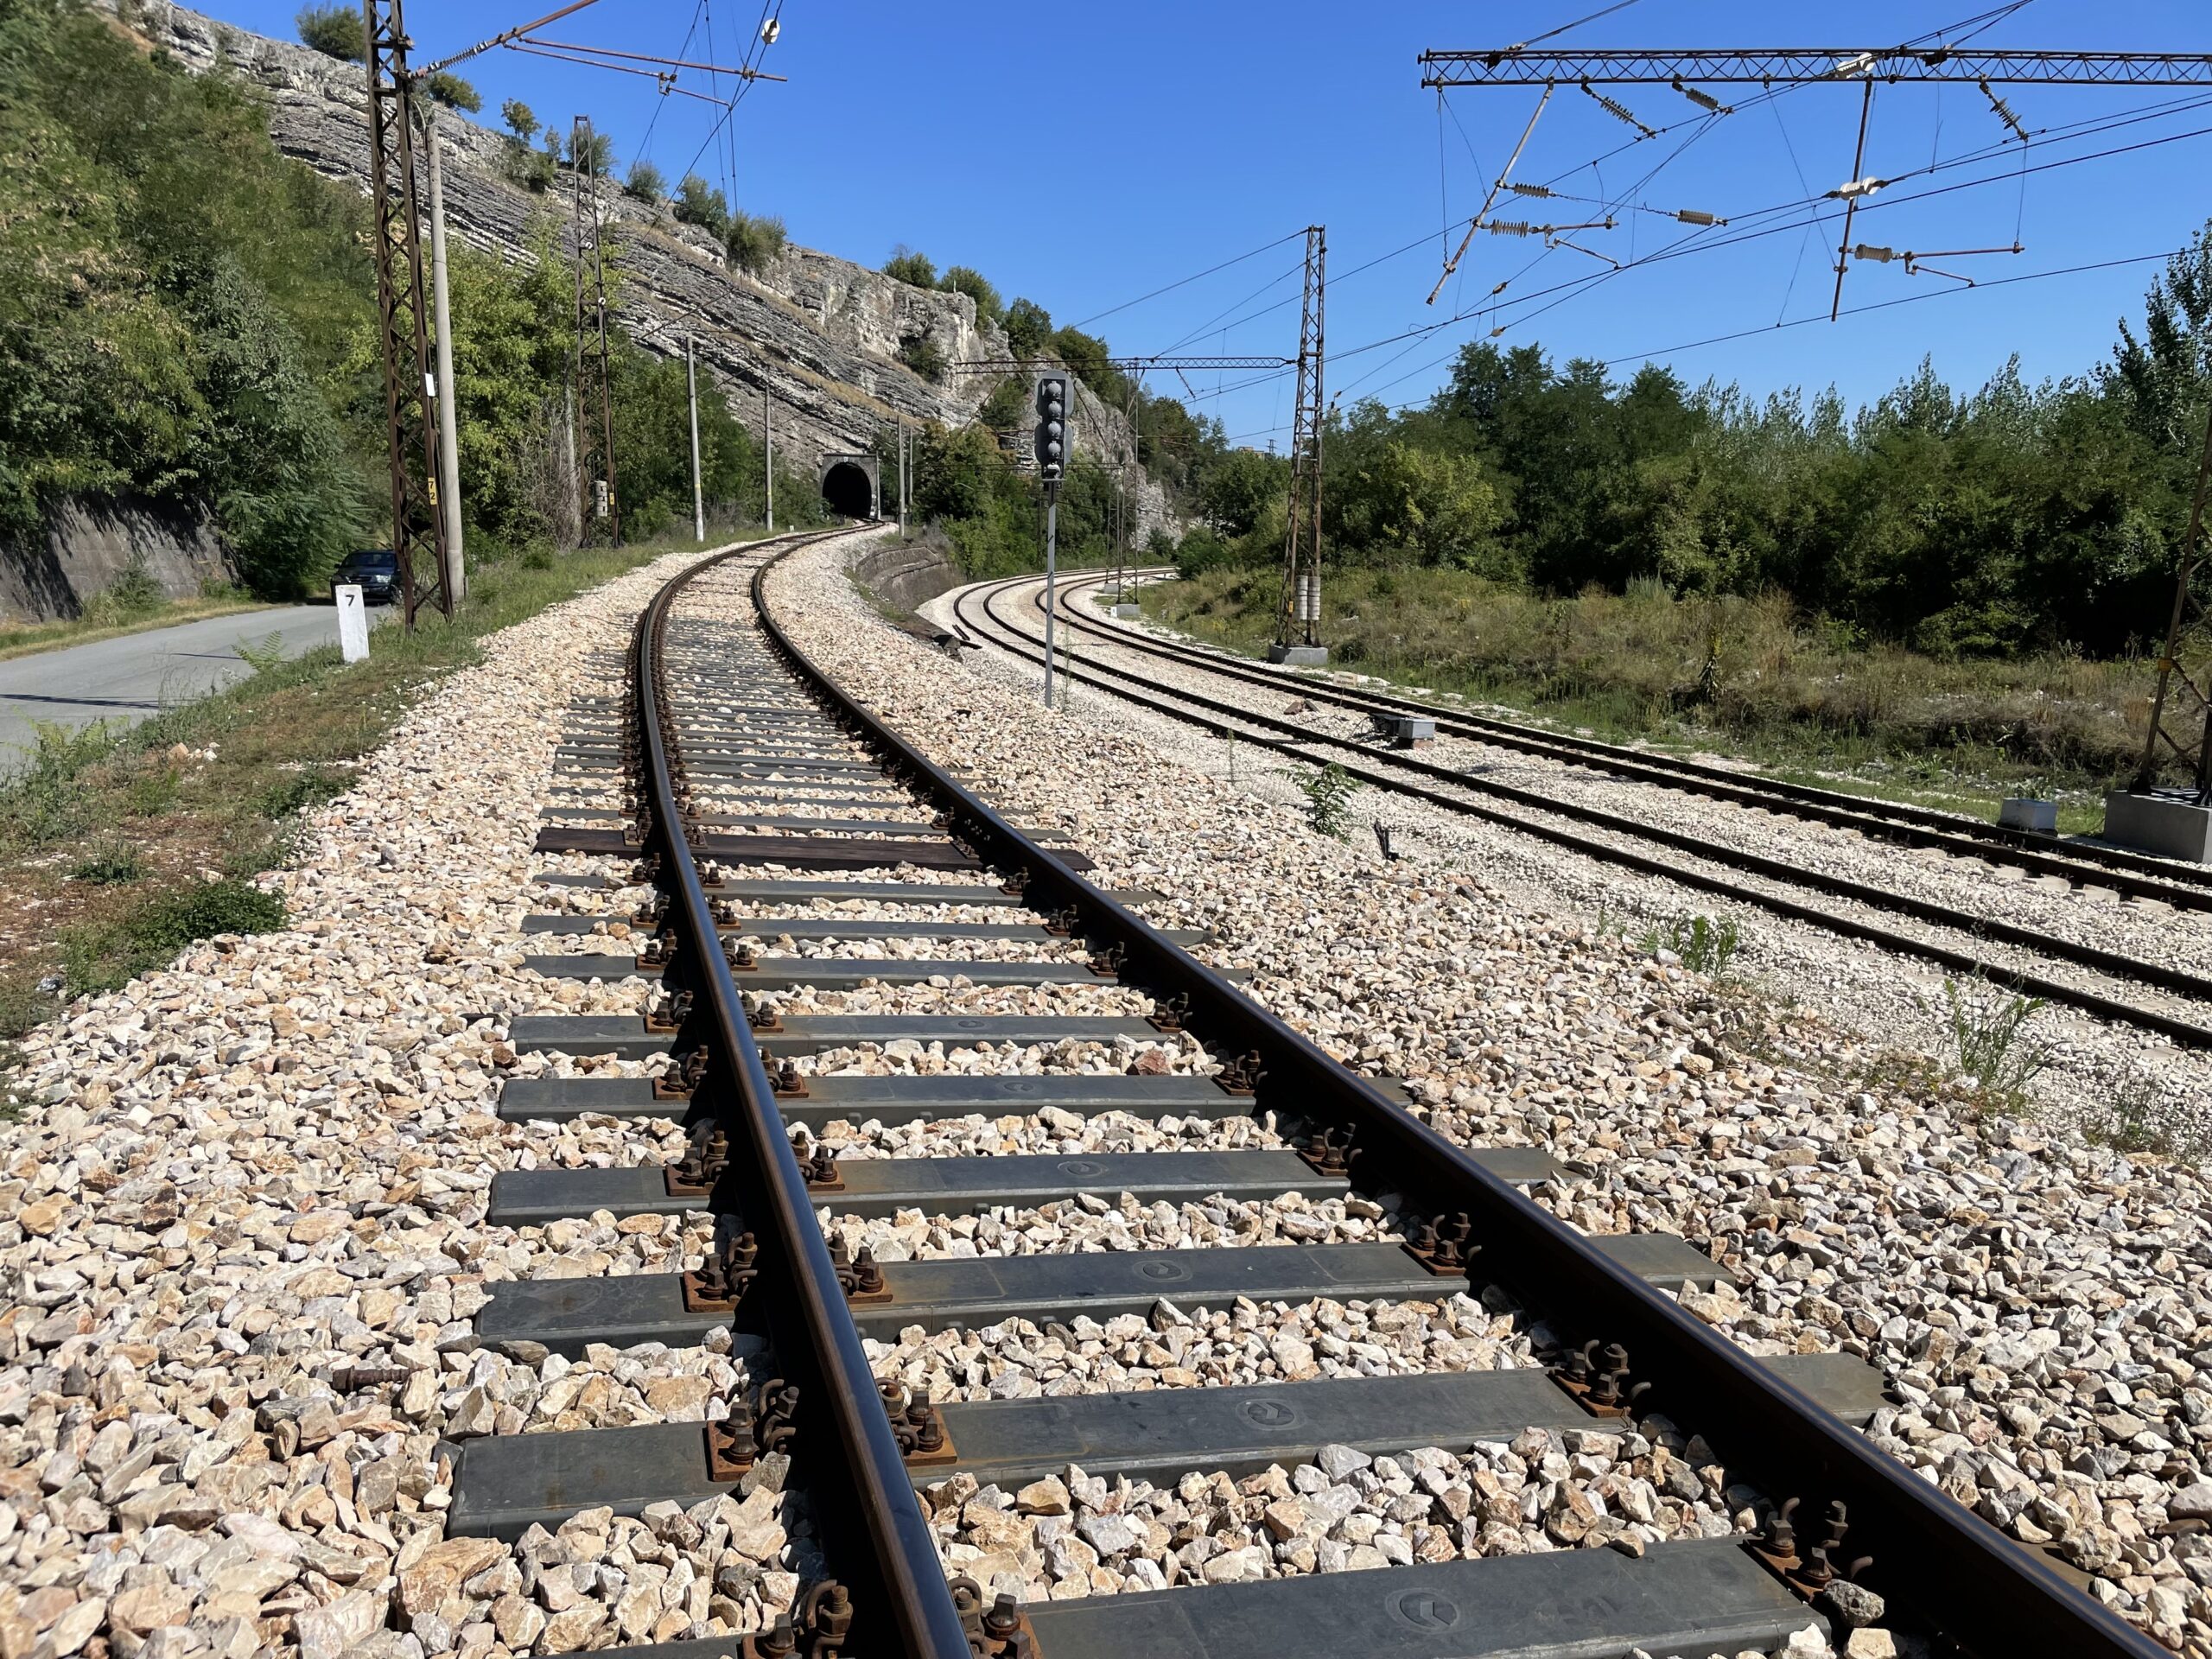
top-left (0, 590), bottom-right (275, 663)
top-left (1141, 566), bottom-right (2153, 833)
top-left (0, 534), bottom-right (766, 1103)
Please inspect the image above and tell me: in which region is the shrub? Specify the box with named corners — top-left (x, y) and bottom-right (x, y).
top-left (673, 175), bottom-right (729, 237)
top-left (1293, 762), bottom-right (1360, 839)
top-left (80, 555), bottom-right (165, 625)
top-left (423, 72), bottom-right (480, 111)
top-left (883, 247), bottom-right (936, 288)
top-left (3, 721), bottom-right (117, 847)
top-left (977, 376), bottom-right (1027, 429)
top-left (501, 99), bottom-right (540, 146)
top-left (724, 210), bottom-right (785, 275)
top-left (898, 334), bottom-right (946, 384)
top-left (295, 4), bottom-right (364, 61)
top-left (624, 160), bottom-right (666, 202)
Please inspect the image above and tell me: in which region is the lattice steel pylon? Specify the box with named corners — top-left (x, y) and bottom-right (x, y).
top-left (1274, 226), bottom-right (1326, 654)
top-left (363, 0), bottom-right (450, 627)
top-left (2133, 409), bottom-right (2212, 800)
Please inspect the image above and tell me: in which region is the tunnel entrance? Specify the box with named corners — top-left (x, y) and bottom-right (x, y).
top-left (820, 457), bottom-right (879, 521)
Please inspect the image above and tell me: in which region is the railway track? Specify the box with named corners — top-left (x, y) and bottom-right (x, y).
top-left (951, 570), bottom-right (2212, 1054)
top-left (1037, 569), bottom-right (2212, 907)
top-left (448, 532), bottom-right (2164, 1659)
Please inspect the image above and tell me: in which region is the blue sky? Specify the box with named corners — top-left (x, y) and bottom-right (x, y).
top-left (219, 0), bottom-right (2212, 448)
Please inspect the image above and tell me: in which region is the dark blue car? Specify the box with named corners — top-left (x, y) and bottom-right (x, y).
top-left (334, 548), bottom-right (399, 605)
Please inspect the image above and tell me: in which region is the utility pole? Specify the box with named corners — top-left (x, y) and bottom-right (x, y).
top-left (420, 97), bottom-right (466, 601)
top-left (568, 118), bottom-right (593, 537)
top-left (686, 334), bottom-right (705, 543)
top-left (571, 116), bottom-right (620, 544)
top-left (1270, 225), bottom-right (1327, 665)
top-left (361, 0), bottom-right (449, 628)
top-left (764, 386), bottom-right (775, 531)
top-left (898, 416), bottom-right (908, 539)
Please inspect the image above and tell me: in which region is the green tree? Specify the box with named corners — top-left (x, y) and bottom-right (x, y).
top-left (569, 127), bottom-right (614, 179)
top-left (498, 101), bottom-right (554, 191)
top-left (883, 247), bottom-right (936, 288)
top-left (0, 0), bottom-right (373, 593)
top-left (295, 3), bottom-right (364, 61)
top-left (976, 376), bottom-right (1027, 429)
top-left (938, 265), bottom-right (1002, 327)
top-left (2109, 226), bottom-right (2212, 455)
top-left (623, 160), bottom-right (666, 202)
top-left (1004, 297), bottom-right (1052, 359)
top-left (1198, 448), bottom-right (1286, 540)
top-left (673, 175), bottom-right (728, 237)
top-left (1049, 326), bottom-right (1109, 382)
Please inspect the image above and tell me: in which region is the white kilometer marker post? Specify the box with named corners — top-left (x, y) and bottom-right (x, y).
top-left (335, 586), bottom-right (371, 664)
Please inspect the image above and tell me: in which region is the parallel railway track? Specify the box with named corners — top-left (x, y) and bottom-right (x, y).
top-left (951, 570), bottom-right (2212, 1054)
top-left (1031, 569), bottom-right (2212, 907)
top-left (449, 533), bottom-right (2165, 1659)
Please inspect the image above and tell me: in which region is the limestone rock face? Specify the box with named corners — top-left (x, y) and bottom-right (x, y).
top-left (105, 0), bottom-right (1166, 526)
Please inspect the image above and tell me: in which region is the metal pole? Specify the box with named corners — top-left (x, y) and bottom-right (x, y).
top-left (686, 334), bottom-right (705, 543)
top-left (582, 120), bottom-right (621, 545)
top-left (898, 417), bottom-right (908, 539)
top-left (569, 118), bottom-right (591, 537)
top-left (1307, 227), bottom-right (1327, 645)
top-left (422, 99), bottom-right (466, 601)
top-left (765, 387), bottom-right (774, 531)
top-left (1043, 487), bottom-right (1058, 708)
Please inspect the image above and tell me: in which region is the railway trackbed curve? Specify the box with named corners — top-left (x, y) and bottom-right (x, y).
top-left (949, 569), bottom-right (2212, 1057)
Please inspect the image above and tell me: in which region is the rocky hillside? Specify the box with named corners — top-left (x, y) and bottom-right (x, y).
top-left (111, 0), bottom-right (1167, 528)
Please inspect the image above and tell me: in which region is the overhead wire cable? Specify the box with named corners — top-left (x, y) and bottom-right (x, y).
top-left (1065, 229), bottom-right (1307, 333)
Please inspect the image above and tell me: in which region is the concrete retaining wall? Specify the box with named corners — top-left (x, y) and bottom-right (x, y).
top-left (1, 496), bottom-right (234, 624)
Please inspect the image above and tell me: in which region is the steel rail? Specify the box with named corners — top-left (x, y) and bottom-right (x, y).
top-left (632, 535), bottom-right (973, 1659)
top-left (1044, 568), bottom-right (2212, 906)
top-left (957, 575), bottom-right (2212, 1052)
top-left (760, 545), bottom-right (2169, 1658)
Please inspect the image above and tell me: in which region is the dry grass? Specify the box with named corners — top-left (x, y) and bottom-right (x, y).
top-left (1144, 566), bottom-right (2155, 830)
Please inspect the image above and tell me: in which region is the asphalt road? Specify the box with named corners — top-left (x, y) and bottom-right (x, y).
top-left (0, 602), bottom-right (387, 769)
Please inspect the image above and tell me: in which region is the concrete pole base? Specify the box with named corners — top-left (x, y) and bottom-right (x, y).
top-left (1268, 643), bottom-right (1330, 666)
top-left (2103, 790), bottom-right (2212, 862)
